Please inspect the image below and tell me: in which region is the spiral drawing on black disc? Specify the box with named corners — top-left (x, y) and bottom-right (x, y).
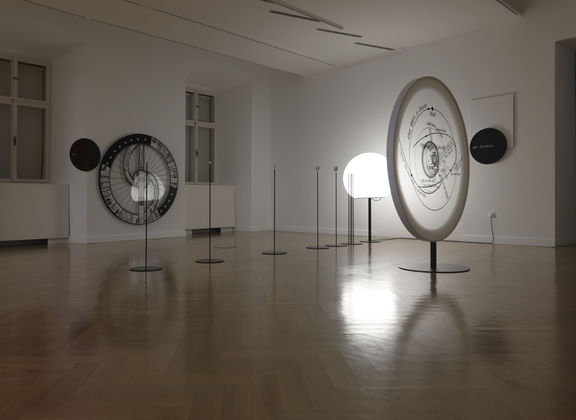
top-left (398, 105), bottom-right (462, 211)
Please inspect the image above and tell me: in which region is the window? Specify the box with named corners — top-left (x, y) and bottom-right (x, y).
top-left (185, 89), bottom-right (215, 183)
top-left (0, 55), bottom-right (49, 182)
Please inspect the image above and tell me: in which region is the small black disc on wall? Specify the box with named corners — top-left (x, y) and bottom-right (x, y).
top-left (470, 128), bottom-right (507, 164)
top-left (70, 138), bottom-right (101, 171)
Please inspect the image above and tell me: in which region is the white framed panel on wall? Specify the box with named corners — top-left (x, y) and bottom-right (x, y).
top-left (470, 92), bottom-right (514, 148)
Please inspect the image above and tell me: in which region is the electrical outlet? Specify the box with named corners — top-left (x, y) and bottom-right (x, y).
top-left (488, 211), bottom-right (496, 219)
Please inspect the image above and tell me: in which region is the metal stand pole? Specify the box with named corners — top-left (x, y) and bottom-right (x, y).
top-left (343, 173), bottom-right (362, 246)
top-left (307, 166), bottom-right (328, 250)
top-left (360, 198), bottom-right (380, 244)
top-left (263, 166), bottom-right (287, 255)
top-left (197, 160), bottom-right (224, 264)
top-left (398, 241), bottom-right (470, 273)
top-left (368, 198), bottom-right (372, 242)
top-left (131, 161), bottom-right (162, 272)
top-left (327, 166), bottom-right (346, 247)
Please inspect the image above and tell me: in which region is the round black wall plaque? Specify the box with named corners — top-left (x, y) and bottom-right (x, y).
top-left (70, 138), bottom-right (101, 171)
top-left (470, 128), bottom-right (507, 164)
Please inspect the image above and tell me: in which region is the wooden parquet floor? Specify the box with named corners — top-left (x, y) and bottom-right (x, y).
top-left (1, 232), bottom-right (576, 419)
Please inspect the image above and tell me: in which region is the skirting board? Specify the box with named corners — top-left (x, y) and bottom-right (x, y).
top-left (69, 230), bottom-right (187, 244)
top-left (273, 229), bottom-right (554, 247)
top-left (460, 234), bottom-right (555, 247)
top-left (277, 226), bottom-right (369, 236)
top-left (68, 230), bottom-right (554, 247)
top-left (235, 225), bottom-right (271, 232)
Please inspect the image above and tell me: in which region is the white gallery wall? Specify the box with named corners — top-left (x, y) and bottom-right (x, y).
top-left (49, 28), bottom-right (276, 243)
top-left (5, 0), bottom-right (576, 246)
top-left (218, 81), bottom-right (253, 230)
top-left (52, 37), bottom-right (189, 243)
top-left (270, 0), bottom-right (576, 246)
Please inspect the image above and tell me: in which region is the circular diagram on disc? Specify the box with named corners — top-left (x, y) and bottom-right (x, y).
top-left (98, 134), bottom-right (178, 225)
top-left (387, 77), bottom-right (469, 242)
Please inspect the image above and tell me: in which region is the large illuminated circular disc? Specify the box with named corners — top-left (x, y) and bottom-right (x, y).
top-left (387, 77), bottom-right (469, 242)
top-left (342, 152), bottom-right (391, 198)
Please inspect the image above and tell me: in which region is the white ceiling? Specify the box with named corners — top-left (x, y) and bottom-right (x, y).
top-left (4, 0), bottom-right (531, 76)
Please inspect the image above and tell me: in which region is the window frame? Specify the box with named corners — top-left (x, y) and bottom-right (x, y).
top-left (185, 87), bottom-right (216, 184)
top-left (0, 54), bottom-right (50, 183)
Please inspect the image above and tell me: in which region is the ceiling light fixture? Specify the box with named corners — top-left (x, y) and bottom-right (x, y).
top-left (262, 0), bottom-right (344, 30)
top-left (316, 28), bottom-right (362, 38)
top-left (495, 0), bottom-right (521, 15)
top-left (355, 42), bottom-right (394, 51)
top-left (269, 10), bottom-right (319, 22)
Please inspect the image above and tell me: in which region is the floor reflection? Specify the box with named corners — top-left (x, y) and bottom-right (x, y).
top-left (0, 234), bottom-right (569, 418)
top-left (341, 280), bottom-right (398, 323)
top-left (394, 274), bottom-right (470, 360)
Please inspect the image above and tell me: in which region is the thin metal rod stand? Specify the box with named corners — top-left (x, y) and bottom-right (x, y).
top-left (326, 166), bottom-right (346, 247)
top-left (342, 173), bottom-right (362, 246)
top-left (361, 198), bottom-right (380, 243)
top-left (307, 167), bottom-right (328, 250)
top-left (197, 161), bottom-right (224, 264)
top-left (399, 241), bottom-right (470, 273)
top-left (131, 161), bottom-right (162, 272)
top-left (263, 166), bottom-right (287, 255)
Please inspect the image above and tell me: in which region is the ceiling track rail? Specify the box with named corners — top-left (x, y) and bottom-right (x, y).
top-left (262, 0), bottom-right (344, 30)
top-left (23, 0), bottom-right (336, 68)
top-left (317, 28), bottom-right (362, 38)
top-left (355, 42), bottom-right (394, 51)
top-left (269, 10), bottom-right (319, 22)
top-left (495, 0), bottom-right (521, 15)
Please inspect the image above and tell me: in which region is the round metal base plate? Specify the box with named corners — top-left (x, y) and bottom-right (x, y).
top-left (306, 245), bottom-right (329, 250)
top-left (342, 242), bottom-right (363, 246)
top-left (196, 258), bottom-right (225, 264)
top-left (130, 265), bottom-right (162, 272)
top-left (399, 263), bottom-right (470, 274)
top-left (262, 250), bottom-right (287, 255)
top-left (360, 240), bottom-right (381, 243)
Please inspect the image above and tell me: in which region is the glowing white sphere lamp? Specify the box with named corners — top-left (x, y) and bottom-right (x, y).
top-left (342, 152), bottom-right (391, 244)
top-left (343, 152), bottom-right (391, 199)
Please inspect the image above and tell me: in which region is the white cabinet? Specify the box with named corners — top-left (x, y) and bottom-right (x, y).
top-left (0, 183), bottom-right (69, 241)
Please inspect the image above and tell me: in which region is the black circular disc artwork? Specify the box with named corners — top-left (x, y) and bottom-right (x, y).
top-left (70, 138), bottom-right (101, 171)
top-left (98, 134), bottom-right (178, 225)
top-left (470, 128), bottom-right (507, 164)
